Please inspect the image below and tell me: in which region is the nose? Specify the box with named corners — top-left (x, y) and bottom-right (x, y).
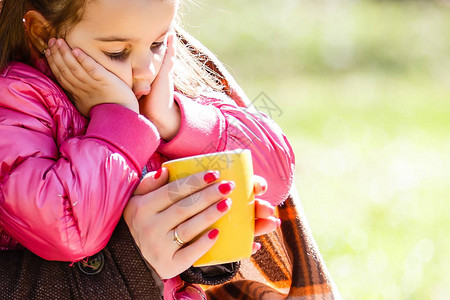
top-left (132, 53), bottom-right (156, 98)
top-left (133, 53), bottom-right (156, 81)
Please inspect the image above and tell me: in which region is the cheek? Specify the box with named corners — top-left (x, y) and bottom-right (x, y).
top-left (94, 57), bottom-right (133, 88)
top-left (64, 31), bottom-right (134, 88)
top-left (106, 64), bottom-right (133, 88)
top-left (67, 48), bottom-right (133, 88)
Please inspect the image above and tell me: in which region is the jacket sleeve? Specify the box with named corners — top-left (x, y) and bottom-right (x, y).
top-left (0, 76), bottom-right (160, 261)
top-left (158, 92), bottom-right (295, 205)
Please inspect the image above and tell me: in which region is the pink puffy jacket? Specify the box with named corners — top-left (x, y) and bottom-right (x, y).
top-left (0, 60), bottom-right (295, 262)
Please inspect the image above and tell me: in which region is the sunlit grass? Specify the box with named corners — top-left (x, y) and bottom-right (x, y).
top-left (183, 1), bottom-right (450, 299)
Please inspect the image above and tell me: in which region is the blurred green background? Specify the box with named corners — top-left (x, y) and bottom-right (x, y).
top-left (182, 1), bottom-right (450, 299)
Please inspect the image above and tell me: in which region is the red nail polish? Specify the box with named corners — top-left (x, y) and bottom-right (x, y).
top-left (204, 171), bottom-right (220, 184)
top-left (217, 198), bottom-right (231, 212)
top-left (208, 229), bottom-right (219, 240)
top-left (154, 168), bottom-right (163, 179)
top-left (218, 181), bottom-right (235, 195)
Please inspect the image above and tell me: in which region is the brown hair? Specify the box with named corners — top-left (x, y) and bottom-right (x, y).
top-left (0, 0), bottom-right (222, 98)
top-left (0, 0), bottom-right (86, 71)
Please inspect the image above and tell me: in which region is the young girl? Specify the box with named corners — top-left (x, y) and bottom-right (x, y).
top-left (0, 0), bottom-right (295, 297)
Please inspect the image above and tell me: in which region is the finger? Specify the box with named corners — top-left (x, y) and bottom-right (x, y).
top-left (134, 167), bottom-right (169, 195)
top-left (251, 242), bottom-right (262, 255)
top-left (56, 40), bottom-right (91, 86)
top-left (253, 175), bottom-right (268, 196)
top-left (159, 32), bottom-right (176, 76)
top-left (254, 217), bottom-right (281, 237)
top-left (48, 39), bottom-right (80, 86)
top-left (255, 199), bottom-right (275, 219)
top-left (45, 46), bottom-right (76, 93)
top-left (139, 170), bottom-right (221, 212)
top-left (171, 228), bottom-right (219, 274)
top-left (45, 40), bottom-right (68, 84)
top-left (171, 197), bottom-right (231, 244)
top-left (72, 47), bottom-right (104, 81)
top-left (148, 33), bottom-right (175, 95)
top-left (162, 180), bottom-right (235, 229)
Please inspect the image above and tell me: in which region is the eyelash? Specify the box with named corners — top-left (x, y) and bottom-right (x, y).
top-left (105, 42), bottom-right (166, 61)
top-left (105, 51), bottom-right (128, 61)
top-left (151, 42), bottom-right (165, 52)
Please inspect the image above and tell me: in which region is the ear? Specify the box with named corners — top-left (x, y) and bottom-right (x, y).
top-left (23, 10), bottom-right (54, 54)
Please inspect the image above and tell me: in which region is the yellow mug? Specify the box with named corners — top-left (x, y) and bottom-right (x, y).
top-left (162, 149), bottom-right (255, 267)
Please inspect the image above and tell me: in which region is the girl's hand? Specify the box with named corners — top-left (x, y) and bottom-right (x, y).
top-left (45, 38), bottom-right (138, 117)
top-left (252, 176), bottom-right (281, 254)
top-left (138, 32), bottom-right (181, 140)
top-left (124, 168), bottom-right (233, 279)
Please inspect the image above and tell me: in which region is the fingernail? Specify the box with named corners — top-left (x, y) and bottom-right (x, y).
top-left (255, 242), bottom-right (261, 251)
top-left (44, 49), bottom-right (50, 57)
top-left (269, 205), bottom-right (276, 215)
top-left (48, 38), bottom-right (56, 47)
top-left (208, 229), bottom-right (219, 240)
top-left (154, 168), bottom-right (163, 179)
top-left (218, 181), bottom-right (235, 195)
top-left (217, 198), bottom-right (231, 212)
top-left (276, 219), bottom-right (282, 227)
top-left (203, 170), bottom-right (220, 184)
top-left (260, 181), bottom-right (268, 193)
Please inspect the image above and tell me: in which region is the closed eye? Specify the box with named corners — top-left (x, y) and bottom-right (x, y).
top-left (151, 41), bottom-right (166, 53)
top-left (104, 50), bottom-right (129, 61)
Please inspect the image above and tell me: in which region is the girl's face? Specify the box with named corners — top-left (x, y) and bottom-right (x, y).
top-left (64, 0), bottom-right (177, 100)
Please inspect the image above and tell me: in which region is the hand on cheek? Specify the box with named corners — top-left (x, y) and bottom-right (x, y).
top-left (139, 32), bottom-right (181, 140)
top-left (45, 38), bottom-right (138, 117)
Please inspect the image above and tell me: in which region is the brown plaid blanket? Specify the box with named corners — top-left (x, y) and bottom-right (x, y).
top-left (177, 28), bottom-right (341, 299)
top-left (204, 187), bottom-right (340, 299)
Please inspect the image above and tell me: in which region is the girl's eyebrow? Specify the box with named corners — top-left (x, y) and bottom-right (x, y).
top-left (95, 36), bottom-right (138, 42)
top-left (95, 29), bottom-right (170, 43)
top-left (95, 27), bottom-right (172, 43)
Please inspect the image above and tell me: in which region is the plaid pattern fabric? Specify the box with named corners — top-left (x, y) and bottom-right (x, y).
top-left (176, 28), bottom-right (341, 299)
top-left (203, 187), bottom-right (341, 299)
